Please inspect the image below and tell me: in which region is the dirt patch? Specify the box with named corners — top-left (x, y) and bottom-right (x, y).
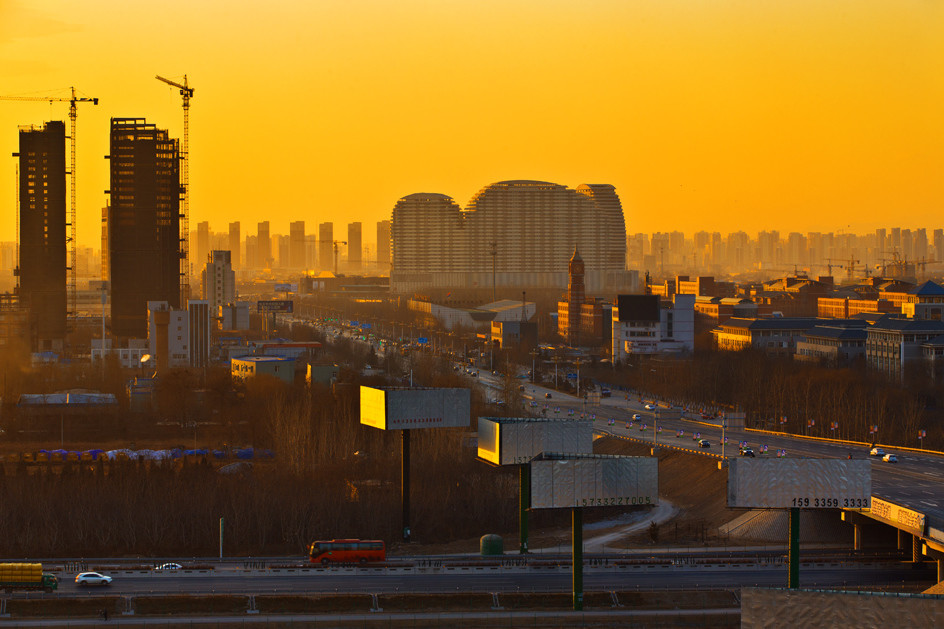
top-left (133, 595), bottom-right (248, 615)
top-left (255, 594), bottom-right (371, 613)
top-left (379, 593), bottom-right (494, 611)
top-left (499, 592), bottom-right (613, 609)
top-left (615, 589), bottom-right (738, 610)
top-left (593, 437), bottom-right (732, 545)
top-left (5, 597), bottom-right (121, 617)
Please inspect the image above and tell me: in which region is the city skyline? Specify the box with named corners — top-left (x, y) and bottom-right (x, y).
top-left (1, 0), bottom-right (942, 248)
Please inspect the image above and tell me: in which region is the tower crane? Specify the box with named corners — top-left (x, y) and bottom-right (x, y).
top-left (155, 74), bottom-right (194, 305)
top-left (1, 87), bottom-right (99, 321)
top-left (317, 239), bottom-right (348, 275)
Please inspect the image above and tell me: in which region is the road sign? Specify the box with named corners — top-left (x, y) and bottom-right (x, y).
top-left (417, 337), bottom-right (428, 344)
top-left (566, 373), bottom-right (577, 379)
top-left (257, 300), bottom-right (293, 313)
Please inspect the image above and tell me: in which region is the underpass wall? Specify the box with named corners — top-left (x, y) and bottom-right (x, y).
top-left (741, 587), bottom-right (944, 628)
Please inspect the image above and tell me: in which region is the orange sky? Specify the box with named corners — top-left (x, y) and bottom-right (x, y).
top-left (1, 0), bottom-right (942, 248)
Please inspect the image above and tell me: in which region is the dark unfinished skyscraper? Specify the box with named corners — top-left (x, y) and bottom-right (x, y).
top-left (108, 118), bottom-right (180, 339)
top-left (17, 121), bottom-right (67, 350)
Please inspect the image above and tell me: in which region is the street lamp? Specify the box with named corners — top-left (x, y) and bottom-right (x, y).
top-left (574, 358), bottom-right (586, 399)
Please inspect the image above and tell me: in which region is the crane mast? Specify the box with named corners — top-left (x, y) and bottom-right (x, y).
top-left (155, 74), bottom-right (194, 305)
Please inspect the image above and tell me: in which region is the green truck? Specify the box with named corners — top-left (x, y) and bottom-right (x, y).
top-left (0, 563), bottom-right (58, 593)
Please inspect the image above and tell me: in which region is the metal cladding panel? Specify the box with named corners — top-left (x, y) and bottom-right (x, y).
top-left (477, 418), bottom-right (501, 465)
top-left (359, 386), bottom-right (388, 430)
top-left (530, 456), bottom-right (658, 509)
top-left (383, 388), bottom-right (471, 430)
top-left (727, 458), bottom-right (871, 509)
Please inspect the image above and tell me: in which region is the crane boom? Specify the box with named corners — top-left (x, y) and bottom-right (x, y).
top-left (1, 87), bottom-right (98, 327)
top-left (156, 74), bottom-right (194, 305)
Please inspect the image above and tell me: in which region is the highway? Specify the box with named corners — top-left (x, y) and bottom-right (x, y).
top-left (46, 562), bottom-right (934, 596)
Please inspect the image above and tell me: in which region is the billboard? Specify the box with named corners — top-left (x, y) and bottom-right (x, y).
top-left (727, 458), bottom-right (871, 509)
top-left (616, 295), bottom-right (661, 322)
top-left (257, 300), bottom-right (294, 313)
top-left (530, 454), bottom-right (658, 509)
top-left (360, 386), bottom-right (470, 431)
top-left (477, 418), bottom-right (593, 466)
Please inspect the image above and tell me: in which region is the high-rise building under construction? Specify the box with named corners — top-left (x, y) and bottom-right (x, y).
top-left (108, 118), bottom-right (180, 339)
top-left (17, 121), bottom-right (67, 350)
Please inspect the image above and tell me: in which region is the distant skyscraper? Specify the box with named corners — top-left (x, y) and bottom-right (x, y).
top-left (108, 118), bottom-right (180, 339)
top-left (276, 234), bottom-right (290, 268)
top-left (319, 222), bottom-right (334, 271)
top-left (202, 250), bottom-right (235, 314)
top-left (934, 230), bottom-right (943, 262)
top-left (257, 221), bottom-right (271, 269)
top-left (376, 220), bottom-right (391, 269)
top-left (17, 120), bottom-right (67, 350)
top-left (188, 300), bottom-right (210, 368)
top-left (289, 221), bottom-right (306, 269)
top-left (195, 221), bottom-right (210, 273)
top-left (347, 222), bottom-right (362, 271)
top-left (228, 221), bottom-right (241, 269)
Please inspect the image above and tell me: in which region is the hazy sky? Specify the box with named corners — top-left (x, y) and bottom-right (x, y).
top-left (1, 0), bottom-right (942, 248)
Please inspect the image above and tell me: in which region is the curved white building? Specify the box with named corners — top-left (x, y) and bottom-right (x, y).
top-left (390, 181), bottom-right (631, 294)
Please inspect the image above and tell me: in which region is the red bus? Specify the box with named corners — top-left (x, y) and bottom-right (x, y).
top-left (309, 539), bottom-right (385, 565)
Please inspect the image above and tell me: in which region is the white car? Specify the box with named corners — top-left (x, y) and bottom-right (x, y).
top-left (632, 413), bottom-right (642, 420)
top-left (882, 453), bottom-right (898, 463)
top-left (869, 447), bottom-right (885, 457)
top-left (75, 572), bottom-right (112, 586)
top-left (644, 404), bottom-right (655, 411)
top-left (155, 563), bottom-right (182, 570)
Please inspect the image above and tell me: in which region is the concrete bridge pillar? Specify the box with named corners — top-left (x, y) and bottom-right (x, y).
top-left (854, 523), bottom-right (862, 551)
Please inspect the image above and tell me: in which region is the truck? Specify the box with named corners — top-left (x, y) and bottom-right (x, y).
top-left (0, 563), bottom-right (58, 593)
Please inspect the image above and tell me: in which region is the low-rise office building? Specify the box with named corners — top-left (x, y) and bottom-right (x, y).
top-left (795, 322), bottom-right (869, 364)
top-left (231, 355), bottom-right (296, 385)
top-left (711, 317), bottom-right (821, 355)
top-left (611, 293), bottom-right (695, 360)
top-left (866, 316), bottom-right (944, 380)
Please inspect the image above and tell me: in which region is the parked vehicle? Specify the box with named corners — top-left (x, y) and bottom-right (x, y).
top-left (0, 563), bottom-right (58, 593)
top-left (75, 572), bottom-right (112, 586)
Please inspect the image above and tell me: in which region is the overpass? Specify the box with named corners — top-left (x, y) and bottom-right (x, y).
top-left (501, 377), bottom-right (944, 583)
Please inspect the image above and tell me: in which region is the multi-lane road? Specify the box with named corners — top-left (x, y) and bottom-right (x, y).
top-left (472, 370), bottom-right (944, 550)
top-left (47, 561), bottom-right (934, 596)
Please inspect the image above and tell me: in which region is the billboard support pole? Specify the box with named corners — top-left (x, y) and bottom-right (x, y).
top-left (788, 507), bottom-right (799, 588)
top-left (572, 507), bottom-right (583, 611)
top-left (401, 429), bottom-right (411, 542)
top-left (519, 464), bottom-right (529, 554)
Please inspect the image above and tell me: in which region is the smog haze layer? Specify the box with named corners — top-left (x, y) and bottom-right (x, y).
top-left (1, 0), bottom-right (941, 246)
